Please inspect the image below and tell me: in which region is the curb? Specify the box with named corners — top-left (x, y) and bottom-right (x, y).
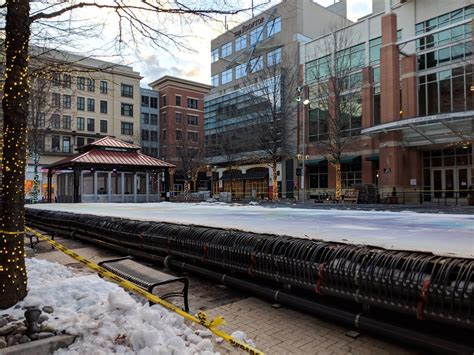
top-left (0, 335), bottom-right (76, 355)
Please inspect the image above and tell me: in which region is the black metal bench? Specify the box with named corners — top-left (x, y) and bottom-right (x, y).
top-left (98, 256), bottom-right (189, 312)
top-left (25, 230), bottom-right (55, 250)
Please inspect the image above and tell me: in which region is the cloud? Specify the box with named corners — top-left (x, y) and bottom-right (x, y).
top-left (137, 54), bottom-right (206, 87)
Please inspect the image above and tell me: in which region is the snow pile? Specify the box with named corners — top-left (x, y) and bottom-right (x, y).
top-left (0, 258), bottom-right (218, 354)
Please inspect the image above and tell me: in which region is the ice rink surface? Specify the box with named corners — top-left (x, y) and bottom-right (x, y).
top-left (28, 202), bottom-right (474, 259)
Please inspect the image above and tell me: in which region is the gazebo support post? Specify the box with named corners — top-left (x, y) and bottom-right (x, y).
top-left (73, 167), bottom-right (80, 203)
top-left (165, 168), bottom-right (170, 202)
top-left (47, 169), bottom-right (52, 203)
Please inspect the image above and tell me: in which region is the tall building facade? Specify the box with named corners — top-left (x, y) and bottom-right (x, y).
top-left (23, 49), bottom-right (142, 200)
top-left (204, 0), bottom-right (348, 200)
top-left (303, 0), bottom-right (473, 203)
top-left (149, 76), bottom-right (211, 192)
top-left (140, 87), bottom-right (160, 158)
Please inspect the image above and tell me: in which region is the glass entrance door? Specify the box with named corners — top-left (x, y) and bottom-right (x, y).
top-left (432, 168), bottom-right (471, 200)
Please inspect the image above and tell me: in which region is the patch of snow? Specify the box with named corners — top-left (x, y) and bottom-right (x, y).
top-left (0, 258), bottom-right (218, 354)
top-left (27, 203), bottom-right (474, 259)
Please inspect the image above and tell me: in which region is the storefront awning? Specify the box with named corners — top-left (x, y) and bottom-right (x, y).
top-left (305, 158), bottom-right (326, 166)
top-left (340, 156), bottom-right (361, 164)
top-left (365, 154), bottom-right (379, 162)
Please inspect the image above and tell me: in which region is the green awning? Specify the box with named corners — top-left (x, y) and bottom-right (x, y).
top-left (340, 156), bottom-right (361, 164)
top-left (305, 158), bottom-right (326, 166)
top-left (365, 154), bottom-right (379, 162)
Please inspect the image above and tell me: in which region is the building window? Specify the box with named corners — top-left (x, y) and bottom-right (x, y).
top-left (141, 112), bottom-right (150, 124)
top-left (142, 129), bottom-right (149, 141)
top-left (250, 25), bottom-right (264, 45)
top-left (87, 98), bottom-right (95, 112)
top-left (63, 115), bottom-right (71, 129)
top-left (52, 93), bottom-right (61, 108)
top-left (211, 74), bottom-right (219, 87)
top-left (373, 86), bottom-right (381, 125)
top-left (87, 118), bottom-right (95, 132)
top-left (369, 37), bottom-right (381, 65)
top-left (51, 114), bottom-right (60, 129)
top-left (162, 129), bottom-right (167, 142)
top-left (341, 157), bottom-right (362, 188)
top-left (121, 103), bottom-right (133, 116)
top-left (308, 108), bottom-right (329, 142)
top-left (142, 95), bottom-right (149, 107)
top-left (150, 97), bottom-right (158, 108)
top-left (162, 111), bottom-right (167, 124)
top-left (305, 55), bottom-right (330, 83)
top-left (77, 76), bottom-right (85, 90)
top-left (77, 117), bottom-right (85, 131)
top-left (100, 119), bottom-right (108, 133)
top-left (235, 34), bottom-right (247, 51)
top-left (336, 43), bottom-right (365, 72)
top-left (211, 48), bottom-right (219, 63)
top-left (121, 122), bottom-right (133, 135)
top-left (151, 131), bottom-right (158, 142)
top-left (176, 129), bottom-right (182, 141)
top-left (187, 131), bottom-right (198, 143)
top-left (267, 47), bottom-right (281, 66)
top-left (77, 97), bottom-right (85, 111)
top-left (100, 100), bottom-right (108, 114)
top-left (63, 137), bottom-right (71, 153)
top-left (52, 73), bottom-right (61, 86)
top-left (51, 135), bottom-right (60, 152)
top-left (418, 65), bottom-right (473, 116)
top-left (121, 84), bottom-right (133, 98)
top-left (187, 114), bottom-right (198, 126)
top-left (162, 95), bottom-right (167, 106)
top-left (176, 95), bottom-right (182, 106)
top-left (235, 63), bottom-right (246, 79)
top-left (309, 163), bottom-right (328, 189)
top-left (87, 138), bottom-right (94, 144)
top-left (267, 16), bottom-right (281, 37)
top-left (63, 95), bottom-right (71, 109)
top-left (150, 113), bottom-right (158, 125)
top-left (187, 98), bottom-right (198, 109)
top-left (77, 137), bottom-right (85, 147)
top-left (175, 112), bottom-right (182, 124)
top-left (221, 41), bottom-right (233, 57)
top-left (100, 80), bottom-right (108, 94)
top-left (63, 74), bottom-right (71, 88)
top-left (87, 78), bottom-right (95, 92)
top-left (38, 113), bottom-right (45, 127)
top-left (249, 56), bottom-right (263, 73)
top-left (221, 68), bottom-right (233, 85)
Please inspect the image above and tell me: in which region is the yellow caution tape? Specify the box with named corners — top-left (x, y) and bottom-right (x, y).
top-left (25, 226), bottom-right (263, 355)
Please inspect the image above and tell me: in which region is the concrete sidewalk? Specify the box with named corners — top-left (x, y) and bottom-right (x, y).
top-left (31, 233), bottom-right (415, 354)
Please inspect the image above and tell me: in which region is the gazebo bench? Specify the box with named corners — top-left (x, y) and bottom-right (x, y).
top-left (98, 256), bottom-right (189, 312)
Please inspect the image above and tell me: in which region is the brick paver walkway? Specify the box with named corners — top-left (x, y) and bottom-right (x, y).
top-left (30, 233), bottom-right (415, 354)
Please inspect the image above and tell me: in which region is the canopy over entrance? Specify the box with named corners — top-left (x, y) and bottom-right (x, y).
top-left (361, 111), bottom-right (473, 147)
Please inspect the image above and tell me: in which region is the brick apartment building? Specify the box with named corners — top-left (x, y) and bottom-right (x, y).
top-left (149, 76), bottom-right (211, 192)
top-left (17, 48), bottom-right (142, 201)
top-left (303, 0), bottom-right (473, 203)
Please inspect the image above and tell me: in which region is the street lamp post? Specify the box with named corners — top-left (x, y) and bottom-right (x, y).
top-left (296, 86), bottom-right (310, 203)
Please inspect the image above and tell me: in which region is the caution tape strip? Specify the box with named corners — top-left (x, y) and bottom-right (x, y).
top-left (25, 226), bottom-right (263, 355)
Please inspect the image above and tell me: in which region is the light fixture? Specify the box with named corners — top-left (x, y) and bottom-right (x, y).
top-left (303, 99), bottom-right (310, 106)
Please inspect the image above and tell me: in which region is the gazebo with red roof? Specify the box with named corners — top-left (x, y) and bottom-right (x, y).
top-left (45, 137), bottom-right (175, 203)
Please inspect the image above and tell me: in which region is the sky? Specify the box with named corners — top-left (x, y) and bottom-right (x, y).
top-left (132, 0), bottom-right (372, 86)
top-left (34, 0), bottom-right (372, 87)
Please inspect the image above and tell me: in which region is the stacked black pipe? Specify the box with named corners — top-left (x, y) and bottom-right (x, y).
top-left (26, 208), bottom-right (473, 331)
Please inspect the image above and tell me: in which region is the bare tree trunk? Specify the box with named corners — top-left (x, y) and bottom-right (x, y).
top-left (272, 160), bottom-right (278, 200)
top-left (334, 162), bottom-right (342, 201)
top-left (0, 0), bottom-right (31, 309)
